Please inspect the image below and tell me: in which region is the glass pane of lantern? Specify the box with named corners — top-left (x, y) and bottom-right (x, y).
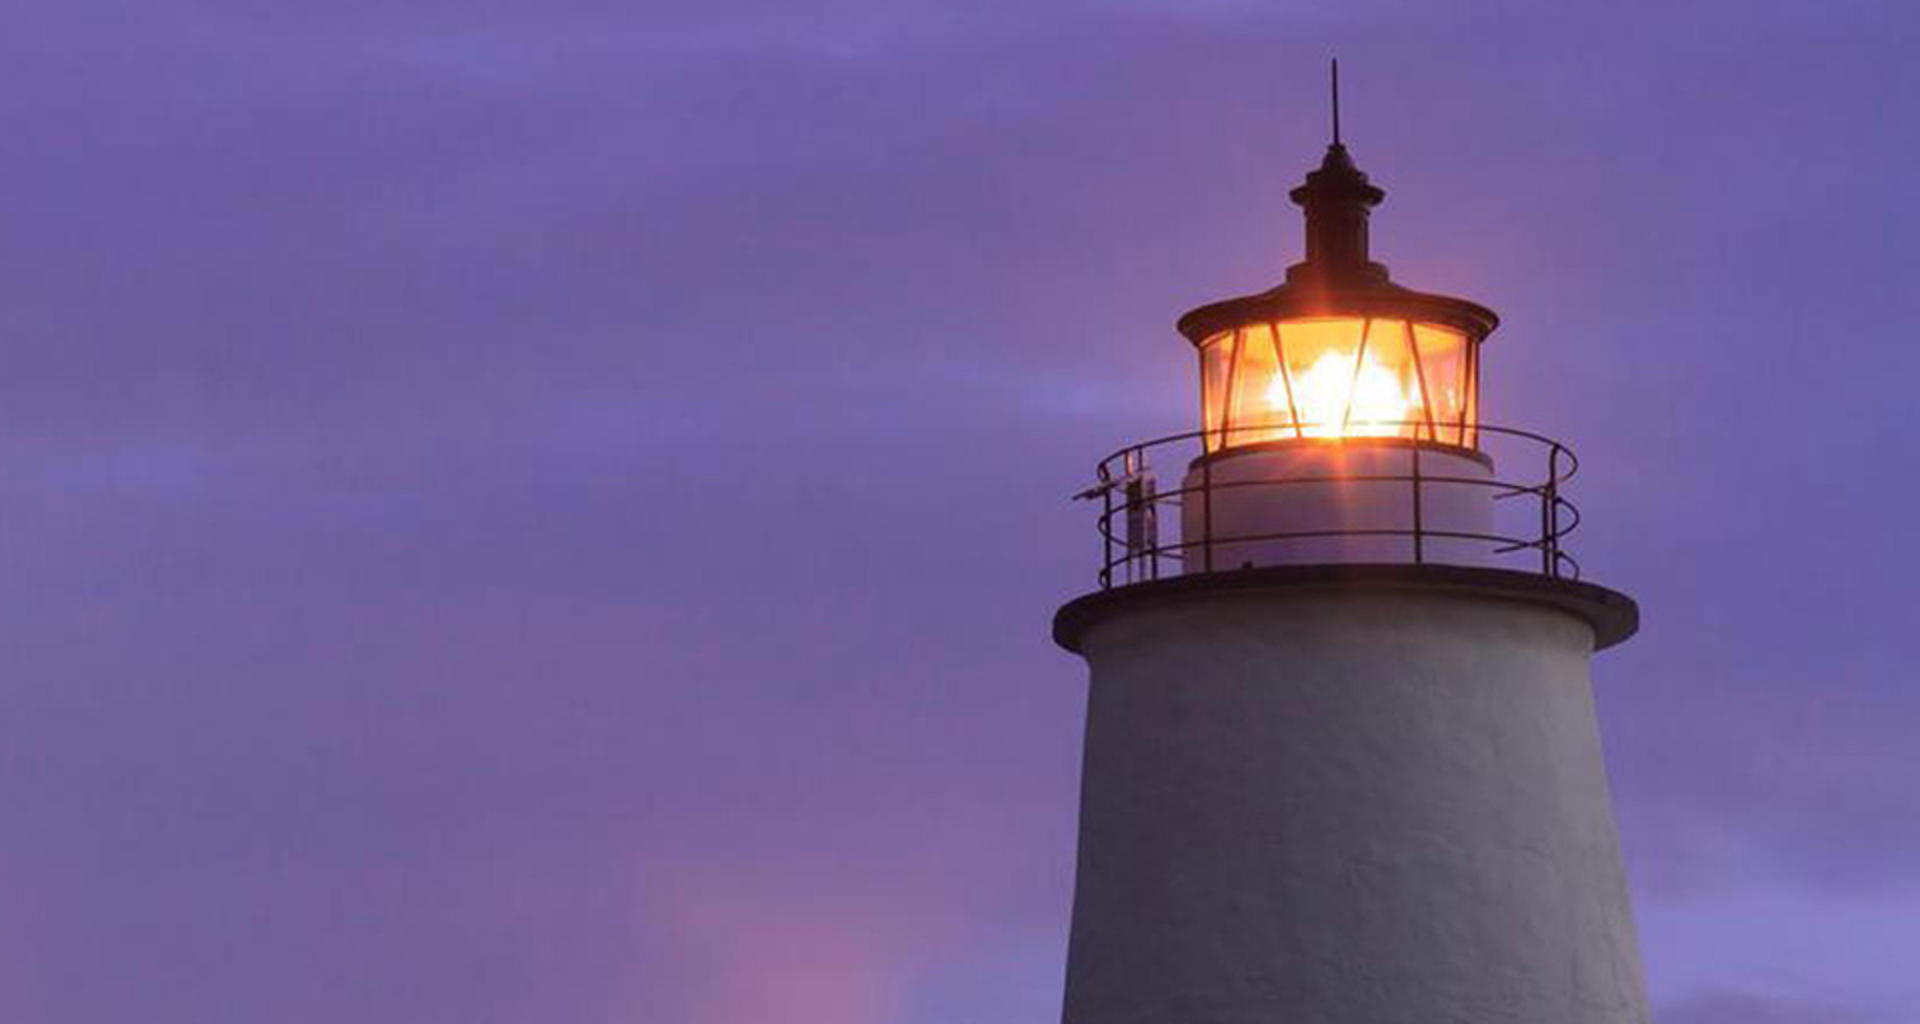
top-left (1201, 331), bottom-right (1235, 452)
top-left (1226, 323), bottom-right (1290, 446)
top-left (1277, 317), bottom-right (1361, 437)
top-left (1199, 318), bottom-right (1482, 451)
top-left (1393, 320), bottom-right (1438, 440)
top-left (1412, 323), bottom-right (1471, 446)
top-left (1277, 317), bottom-right (1424, 439)
top-left (1353, 318), bottom-right (1426, 438)
top-left (1463, 340), bottom-right (1479, 449)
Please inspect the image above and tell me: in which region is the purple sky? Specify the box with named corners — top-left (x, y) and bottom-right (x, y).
top-left (1, 1), bottom-right (1917, 1021)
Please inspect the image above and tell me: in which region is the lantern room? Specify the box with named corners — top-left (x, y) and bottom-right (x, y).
top-left (1165, 135), bottom-right (1509, 570)
top-left (1193, 315), bottom-right (1479, 451)
top-left (1075, 97), bottom-right (1587, 584)
top-left (1176, 138), bottom-right (1499, 455)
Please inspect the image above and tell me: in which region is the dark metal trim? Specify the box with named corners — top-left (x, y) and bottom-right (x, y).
top-left (1185, 435), bottom-right (1496, 472)
top-left (1053, 563), bottom-right (1639, 654)
top-left (1177, 284), bottom-right (1500, 347)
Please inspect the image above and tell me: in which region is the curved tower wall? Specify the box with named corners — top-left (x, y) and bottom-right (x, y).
top-left (1179, 445), bottom-right (1495, 569)
top-left (1059, 586), bottom-right (1650, 1024)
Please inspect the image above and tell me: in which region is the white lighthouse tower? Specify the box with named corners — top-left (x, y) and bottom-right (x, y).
top-left (1054, 85), bottom-right (1651, 1024)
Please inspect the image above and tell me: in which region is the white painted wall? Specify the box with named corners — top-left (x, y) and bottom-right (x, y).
top-left (1061, 587), bottom-right (1649, 1024)
top-left (1178, 444), bottom-right (1496, 570)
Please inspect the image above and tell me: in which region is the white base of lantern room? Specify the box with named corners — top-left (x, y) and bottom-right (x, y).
top-left (1179, 442), bottom-right (1495, 571)
top-left (1055, 578), bottom-right (1650, 1024)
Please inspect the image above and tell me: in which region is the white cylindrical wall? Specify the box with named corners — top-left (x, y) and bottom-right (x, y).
top-left (1179, 444), bottom-right (1495, 570)
top-left (1060, 587), bottom-right (1649, 1024)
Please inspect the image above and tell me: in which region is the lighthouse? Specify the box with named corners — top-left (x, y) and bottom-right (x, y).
top-left (1053, 80), bottom-right (1651, 1024)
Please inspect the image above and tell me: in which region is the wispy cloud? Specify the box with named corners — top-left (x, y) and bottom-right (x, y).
top-left (1660, 989), bottom-right (1888, 1024)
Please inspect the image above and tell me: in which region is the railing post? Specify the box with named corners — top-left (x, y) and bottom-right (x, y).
top-left (1125, 450), bottom-right (1137, 586)
top-left (1410, 443), bottom-right (1424, 565)
top-left (1099, 463), bottom-right (1113, 590)
top-left (1542, 446), bottom-right (1558, 577)
top-left (1142, 450), bottom-right (1158, 582)
top-left (1088, 425), bottom-right (1580, 589)
top-left (1202, 451), bottom-right (1214, 574)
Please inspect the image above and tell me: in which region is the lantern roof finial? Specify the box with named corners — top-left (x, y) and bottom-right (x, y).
top-left (1173, 70), bottom-right (1500, 346)
top-left (1284, 60), bottom-right (1388, 288)
top-left (1331, 57), bottom-right (1341, 148)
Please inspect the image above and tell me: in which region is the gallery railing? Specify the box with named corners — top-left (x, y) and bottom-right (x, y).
top-left (1077, 422), bottom-right (1582, 590)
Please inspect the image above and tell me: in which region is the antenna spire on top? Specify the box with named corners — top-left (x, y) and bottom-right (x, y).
top-left (1330, 58), bottom-right (1342, 147)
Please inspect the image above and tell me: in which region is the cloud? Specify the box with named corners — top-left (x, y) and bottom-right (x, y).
top-left (1660, 990), bottom-right (1887, 1024)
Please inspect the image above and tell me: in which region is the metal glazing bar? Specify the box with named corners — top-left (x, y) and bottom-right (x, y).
top-left (1460, 340), bottom-right (1478, 447)
top-left (1221, 327), bottom-right (1245, 451)
top-left (1404, 320), bottom-right (1439, 441)
top-left (1340, 318), bottom-right (1375, 435)
top-left (1271, 320), bottom-right (1304, 439)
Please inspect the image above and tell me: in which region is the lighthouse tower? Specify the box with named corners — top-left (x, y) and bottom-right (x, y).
top-left (1053, 84), bottom-right (1650, 1024)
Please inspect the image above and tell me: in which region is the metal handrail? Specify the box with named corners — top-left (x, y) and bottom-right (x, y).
top-left (1082, 421), bottom-right (1584, 590)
